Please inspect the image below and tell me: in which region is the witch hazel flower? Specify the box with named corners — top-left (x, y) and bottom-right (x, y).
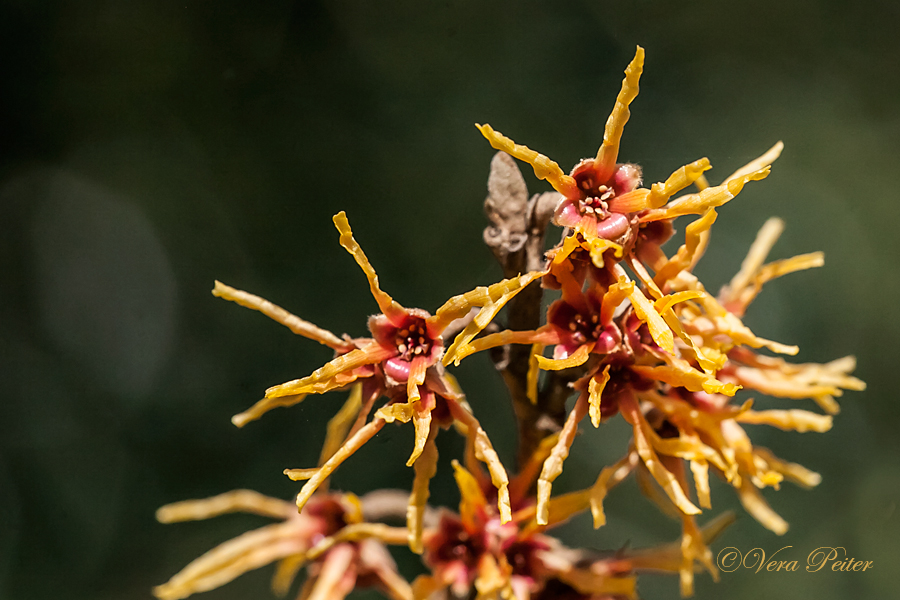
top-left (476, 46), bottom-right (778, 285)
top-left (155, 41), bottom-right (866, 600)
top-left (460, 45), bottom-right (865, 596)
top-left (213, 211), bottom-right (544, 550)
top-left (413, 442), bottom-right (734, 600)
top-left (153, 489), bottom-right (411, 600)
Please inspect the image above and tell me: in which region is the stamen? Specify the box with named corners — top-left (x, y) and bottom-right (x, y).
top-left (398, 343), bottom-right (407, 354)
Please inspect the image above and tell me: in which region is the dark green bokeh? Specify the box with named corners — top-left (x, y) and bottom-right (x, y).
top-left (1, 1), bottom-right (898, 599)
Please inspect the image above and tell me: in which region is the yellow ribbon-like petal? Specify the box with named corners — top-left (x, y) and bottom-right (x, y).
top-left (475, 124), bottom-right (579, 198)
top-left (333, 211), bottom-right (407, 324)
top-left (595, 46), bottom-right (645, 182)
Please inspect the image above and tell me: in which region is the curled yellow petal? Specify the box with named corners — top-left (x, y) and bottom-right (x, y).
top-left (213, 281), bottom-right (347, 349)
top-left (690, 459), bottom-right (711, 509)
top-left (736, 478), bottom-right (788, 535)
top-left (590, 452), bottom-right (638, 528)
top-left (406, 355), bottom-right (428, 406)
top-left (153, 520), bottom-right (312, 600)
top-left (408, 427), bottom-right (439, 554)
top-left (375, 401), bottom-right (416, 424)
top-left (627, 284), bottom-right (674, 353)
top-left (620, 394), bottom-right (700, 516)
top-left (600, 277), bottom-right (634, 324)
top-left (293, 418), bottom-right (386, 512)
top-left (448, 403), bottom-right (511, 523)
top-left (732, 354), bottom-right (865, 411)
top-left (265, 343), bottom-right (394, 398)
top-left (475, 123), bottom-right (579, 198)
top-left (156, 490), bottom-right (295, 524)
top-left (588, 237), bottom-right (624, 269)
top-left (407, 397), bottom-right (432, 467)
top-left (452, 459), bottom-right (488, 528)
top-left (595, 46), bottom-right (645, 182)
top-left (653, 290), bottom-right (703, 315)
top-left (271, 555), bottom-right (307, 597)
top-left (721, 216), bottom-right (784, 305)
top-left (607, 188), bottom-right (651, 213)
top-left (646, 158), bottom-right (712, 209)
top-left (305, 523), bottom-right (408, 562)
top-left (632, 357), bottom-right (740, 396)
top-left (724, 141), bottom-right (784, 183)
top-left (727, 252), bottom-right (825, 315)
top-left (535, 343), bottom-right (592, 371)
top-left (527, 343), bottom-right (544, 404)
top-left (536, 394), bottom-right (589, 525)
top-left (753, 447), bottom-right (822, 488)
top-left (654, 209), bottom-right (718, 285)
top-left (736, 409), bottom-right (833, 433)
top-left (447, 328), bottom-right (554, 366)
top-left (439, 270), bottom-right (547, 365)
top-left (232, 393), bottom-right (307, 428)
top-left (318, 384), bottom-right (363, 467)
top-left (588, 366), bottom-right (611, 428)
top-left (640, 167), bottom-right (770, 222)
top-left (333, 211), bottom-right (407, 324)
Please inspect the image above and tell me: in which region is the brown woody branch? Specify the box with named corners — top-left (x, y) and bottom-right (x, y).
top-left (482, 152), bottom-right (582, 467)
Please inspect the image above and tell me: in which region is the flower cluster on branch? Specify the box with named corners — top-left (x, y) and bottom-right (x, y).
top-left (155, 46), bottom-right (864, 600)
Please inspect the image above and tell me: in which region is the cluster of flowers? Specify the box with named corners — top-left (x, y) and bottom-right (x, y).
top-left (155, 47), bottom-right (864, 600)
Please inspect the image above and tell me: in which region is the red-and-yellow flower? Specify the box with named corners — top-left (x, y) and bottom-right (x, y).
top-left (153, 490), bottom-right (411, 600)
top-left (214, 211), bottom-right (545, 550)
top-left (464, 46), bottom-right (865, 596)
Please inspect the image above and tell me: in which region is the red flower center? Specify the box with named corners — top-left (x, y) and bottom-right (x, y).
top-left (393, 318), bottom-right (434, 361)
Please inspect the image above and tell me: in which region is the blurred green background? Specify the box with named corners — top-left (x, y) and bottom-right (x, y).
top-left (1, 1), bottom-right (898, 599)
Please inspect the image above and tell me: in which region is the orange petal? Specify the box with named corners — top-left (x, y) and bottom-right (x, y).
top-left (640, 167), bottom-right (770, 222)
top-left (293, 418), bottom-right (386, 512)
top-left (156, 490), bottom-right (295, 523)
top-left (437, 270), bottom-right (546, 364)
top-left (535, 343), bottom-right (593, 371)
top-left (333, 211), bottom-right (408, 324)
top-left (595, 46), bottom-right (645, 182)
top-left (265, 343), bottom-right (393, 398)
top-left (232, 393), bottom-right (308, 428)
top-left (408, 427), bottom-right (439, 554)
top-left (536, 394), bottom-right (589, 525)
top-left (475, 124), bottom-right (579, 197)
top-left (646, 158), bottom-right (712, 209)
top-left (588, 366), bottom-right (611, 428)
top-left (527, 343), bottom-right (544, 405)
top-left (626, 283), bottom-right (674, 353)
top-left (318, 384), bottom-right (363, 467)
top-left (620, 394), bottom-right (701, 516)
top-left (213, 281), bottom-right (347, 349)
top-left (452, 459), bottom-right (488, 528)
top-left (723, 141), bottom-right (783, 183)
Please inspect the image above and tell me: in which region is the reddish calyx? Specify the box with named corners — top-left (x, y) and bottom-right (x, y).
top-left (369, 312), bottom-right (443, 383)
top-left (555, 160), bottom-right (644, 241)
top-left (548, 299), bottom-right (622, 357)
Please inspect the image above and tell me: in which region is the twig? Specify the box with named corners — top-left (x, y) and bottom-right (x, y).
top-left (482, 151), bottom-right (577, 466)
